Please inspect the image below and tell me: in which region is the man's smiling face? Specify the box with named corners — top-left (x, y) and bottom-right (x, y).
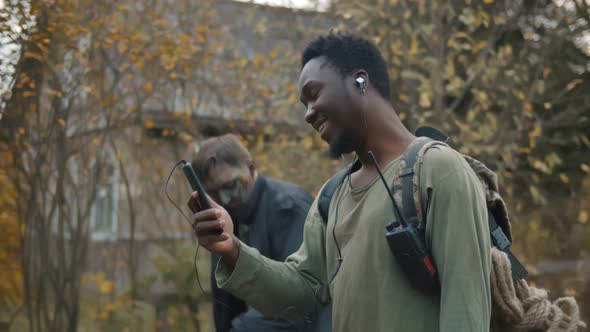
top-left (298, 57), bottom-right (363, 157)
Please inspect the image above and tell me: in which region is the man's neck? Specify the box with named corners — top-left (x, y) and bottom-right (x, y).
top-left (355, 105), bottom-right (415, 171)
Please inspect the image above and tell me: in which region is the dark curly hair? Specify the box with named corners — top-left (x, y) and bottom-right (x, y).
top-left (301, 33), bottom-right (390, 100)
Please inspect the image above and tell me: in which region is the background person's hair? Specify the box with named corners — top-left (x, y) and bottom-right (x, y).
top-left (193, 134), bottom-right (252, 180)
top-left (301, 32), bottom-right (391, 100)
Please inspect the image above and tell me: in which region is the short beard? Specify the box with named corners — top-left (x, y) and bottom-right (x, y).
top-left (328, 128), bottom-right (359, 159)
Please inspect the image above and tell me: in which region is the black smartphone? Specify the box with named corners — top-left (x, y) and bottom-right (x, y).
top-left (183, 162), bottom-right (222, 235)
top-left (182, 162), bottom-right (211, 211)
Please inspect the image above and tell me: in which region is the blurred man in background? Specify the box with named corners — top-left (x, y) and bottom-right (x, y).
top-left (191, 134), bottom-right (331, 332)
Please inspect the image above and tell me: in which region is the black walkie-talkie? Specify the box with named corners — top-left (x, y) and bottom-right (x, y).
top-left (368, 152), bottom-right (439, 291)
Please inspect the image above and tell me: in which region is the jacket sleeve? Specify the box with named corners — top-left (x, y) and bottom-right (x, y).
top-left (421, 148), bottom-right (492, 332)
top-left (215, 198), bottom-right (330, 321)
top-left (227, 191), bottom-right (315, 330)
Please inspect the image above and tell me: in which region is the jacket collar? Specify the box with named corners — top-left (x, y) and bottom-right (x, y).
top-left (238, 175), bottom-right (266, 225)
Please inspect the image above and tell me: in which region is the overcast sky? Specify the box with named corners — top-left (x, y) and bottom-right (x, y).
top-left (235, 0), bottom-right (328, 10)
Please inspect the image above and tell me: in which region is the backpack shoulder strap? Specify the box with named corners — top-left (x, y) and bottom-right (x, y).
top-left (399, 137), bottom-right (434, 224)
top-left (318, 160), bottom-right (361, 223)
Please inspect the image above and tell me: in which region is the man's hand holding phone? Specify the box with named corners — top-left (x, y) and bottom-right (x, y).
top-left (182, 161), bottom-right (240, 265)
top-left (187, 189), bottom-right (241, 267)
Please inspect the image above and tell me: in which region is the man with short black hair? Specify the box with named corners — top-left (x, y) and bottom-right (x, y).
top-left (189, 34), bottom-right (491, 332)
top-left (192, 134), bottom-right (330, 332)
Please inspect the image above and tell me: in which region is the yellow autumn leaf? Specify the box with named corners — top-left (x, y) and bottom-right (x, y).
top-left (144, 120), bottom-right (155, 128)
top-left (143, 82), bottom-right (153, 92)
top-left (579, 210), bottom-right (588, 224)
top-left (524, 102), bottom-right (533, 114)
top-left (517, 147), bottom-right (531, 154)
top-left (197, 24), bottom-right (208, 34)
top-left (49, 89), bottom-right (63, 97)
top-left (471, 41), bottom-right (487, 54)
top-left (23, 51), bottom-right (44, 61)
top-left (565, 79), bottom-right (583, 91)
top-left (580, 164), bottom-right (590, 173)
top-left (118, 41), bottom-right (127, 54)
top-left (541, 68), bottom-right (551, 79)
top-left (419, 93), bottom-right (431, 108)
top-left (409, 35), bottom-right (418, 55)
top-left (532, 159), bottom-right (551, 174)
top-left (95, 311), bottom-right (109, 320)
top-left (559, 174), bottom-right (569, 184)
top-left (57, 118), bottom-right (66, 127)
top-left (483, 0), bottom-right (494, 3)
top-left (18, 127), bottom-right (25, 135)
top-left (238, 135), bottom-right (249, 148)
top-left (514, 90), bottom-right (526, 101)
top-left (529, 121), bottom-right (542, 139)
top-left (303, 136), bottom-right (313, 150)
top-left (253, 55), bottom-right (264, 68)
top-left (99, 280), bottom-right (115, 294)
top-left (115, 153), bottom-right (121, 161)
top-left (287, 83), bottom-right (296, 91)
top-left (103, 303), bottom-right (115, 313)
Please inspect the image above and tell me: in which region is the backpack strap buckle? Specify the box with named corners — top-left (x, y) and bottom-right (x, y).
top-left (488, 210), bottom-right (528, 280)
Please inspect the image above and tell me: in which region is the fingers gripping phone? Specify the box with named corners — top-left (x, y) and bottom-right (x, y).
top-left (182, 161), bottom-right (223, 236)
top-left (182, 161), bottom-right (211, 210)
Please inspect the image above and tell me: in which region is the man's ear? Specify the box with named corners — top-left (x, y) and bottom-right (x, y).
top-left (353, 70), bottom-right (369, 91)
top-left (247, 159), bottom-right (256, 178)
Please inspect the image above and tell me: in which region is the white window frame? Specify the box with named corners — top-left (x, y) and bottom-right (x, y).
top-left (89, 151), bottom-right (119, 241)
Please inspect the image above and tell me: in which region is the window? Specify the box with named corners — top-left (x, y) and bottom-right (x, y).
top-left (90, 152), bottom-right (119, 241)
